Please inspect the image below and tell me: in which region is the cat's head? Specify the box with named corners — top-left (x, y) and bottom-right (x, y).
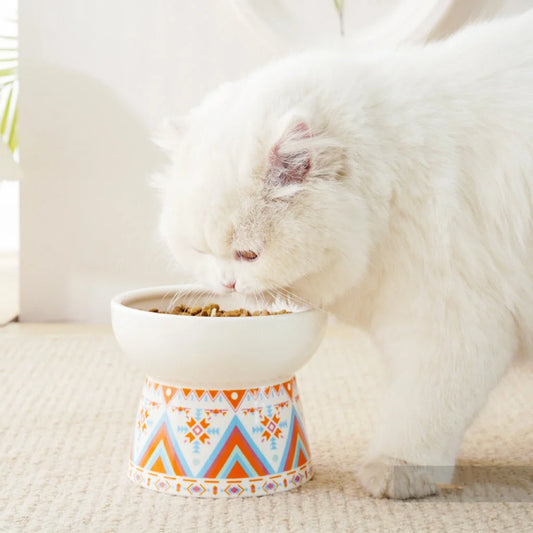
top-left (153, 76), bottom-right (372, 306)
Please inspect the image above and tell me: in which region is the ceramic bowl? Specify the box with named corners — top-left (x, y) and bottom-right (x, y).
top-left (111, 284), bottom-right (328, 498)
top-left (111, 284), bottom-right (327, 388)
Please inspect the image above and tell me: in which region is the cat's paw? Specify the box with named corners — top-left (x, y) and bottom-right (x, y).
top-left (357, 455), bottom-right (438, 499)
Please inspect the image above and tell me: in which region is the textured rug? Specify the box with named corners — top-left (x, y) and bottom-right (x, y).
top-left (1, 323), bottom-right (532, 532)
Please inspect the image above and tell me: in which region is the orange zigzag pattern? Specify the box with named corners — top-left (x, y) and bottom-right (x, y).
top-left (137, 421), bottom-right (187, 476)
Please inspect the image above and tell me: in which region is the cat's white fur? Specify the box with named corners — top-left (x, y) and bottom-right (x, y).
top-left (155, 10), bottom-right (533, 498)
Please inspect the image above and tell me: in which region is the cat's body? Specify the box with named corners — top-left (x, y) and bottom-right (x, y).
top-left (156, 10), bottom-right (533, 498)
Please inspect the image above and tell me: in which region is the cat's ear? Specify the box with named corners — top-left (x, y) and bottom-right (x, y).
top-left (151, 116), bottom-right (186, 153)
top-left (267, 116), bottom-right (312, 186)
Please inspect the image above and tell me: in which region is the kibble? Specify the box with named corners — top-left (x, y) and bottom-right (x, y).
top-left (149, 303), bottom-right (290, 317)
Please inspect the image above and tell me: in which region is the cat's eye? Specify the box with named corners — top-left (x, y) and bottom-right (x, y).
top-left (235, 250), bottom-right (258, 262)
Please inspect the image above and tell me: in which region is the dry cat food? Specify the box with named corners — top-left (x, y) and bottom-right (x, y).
top-left (149, 303), bottom-right (290, 317)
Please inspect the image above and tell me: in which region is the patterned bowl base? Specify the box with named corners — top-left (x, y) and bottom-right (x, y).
top-left (128, 376), bottom-right (313, 498)
top-left (128, 461), bottom-right (313, 497)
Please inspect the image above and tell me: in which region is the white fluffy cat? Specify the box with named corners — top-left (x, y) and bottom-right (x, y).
top-left (154, 10), bottom-right (533, 498)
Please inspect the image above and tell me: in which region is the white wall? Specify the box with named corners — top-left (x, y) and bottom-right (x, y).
top-left (0, 180), bottom-right (18, 324)
top-left (19, 1), bottom-right (288, 322)
top-left (19, 0), bottom-right (533, 322)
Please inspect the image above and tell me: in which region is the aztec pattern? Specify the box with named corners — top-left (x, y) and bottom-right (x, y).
top-left (128, 376), bottom-right (313, 497)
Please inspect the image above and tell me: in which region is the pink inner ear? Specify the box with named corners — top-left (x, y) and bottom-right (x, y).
top-left (292, 122), bottom-right (311, 138)
top-left (267, 122), bottom-right (312, 186)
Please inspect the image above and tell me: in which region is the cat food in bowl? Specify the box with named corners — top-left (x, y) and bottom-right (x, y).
top-left (149, 303), bottom-right (290, 316)
top-left (111, 284), bottom-right (327, 498)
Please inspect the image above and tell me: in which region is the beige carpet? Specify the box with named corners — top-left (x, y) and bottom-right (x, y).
top-left (1, 323), bottom-right (532, 533)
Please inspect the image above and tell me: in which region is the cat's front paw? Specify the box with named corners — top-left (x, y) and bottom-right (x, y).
top-left (357, 455), bottom-right (438, 499)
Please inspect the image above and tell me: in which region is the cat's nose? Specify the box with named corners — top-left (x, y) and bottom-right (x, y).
top-left (222, 280), bottom-right (236, 290)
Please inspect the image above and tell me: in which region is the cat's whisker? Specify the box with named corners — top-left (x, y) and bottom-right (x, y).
top-left (187, 291), bottom-right (200, 310)
top-left (158, 289), bottom-right (174, 310)
top-left (270, 288), bottom-right (289, 305)
top-left (271, 286), bottom-right (318, 311)
top-left (266, 287), bottom-right (301, 312)
top-left (265, 289), bottom-right (277, 309)
top-left (203, 288), bottom-right (219, 307)
top-left (166, 287), bottom-right (189, 312)
top-left (252, 291), bottom-right (260, 312)
top-left (264, 290), bottom-right (275, 308)
top-left (166, 290), bottom-right (180, 311)
top-left (278, 286), bottom-right (317, 307)
top-left (265, 288), bottom-right (281, 308)
top-left (188, 288), bottom-right (211, 310)
top-left (206, 289), bottom-right (220, 307)
top-left (285, 289), bottom-right (323, 312)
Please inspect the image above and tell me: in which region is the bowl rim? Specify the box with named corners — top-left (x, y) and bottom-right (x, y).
top-left (111, 283), bottom-right (325, 320)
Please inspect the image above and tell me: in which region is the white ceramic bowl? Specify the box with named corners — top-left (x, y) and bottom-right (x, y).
top-left (111, 284), bottom-right (328, 388)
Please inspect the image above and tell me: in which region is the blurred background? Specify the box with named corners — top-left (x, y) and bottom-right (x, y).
top-left (0, 0), bottom-right (532, 323)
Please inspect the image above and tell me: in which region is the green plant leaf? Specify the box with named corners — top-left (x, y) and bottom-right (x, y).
top-left (332, 0), bottom-right (345, 36)
top-left (0, 20), bottom-right (19, 158)
top-left (8, 105), bottom-right (17, 153)
top-left (0, 84), bottom-right (13, 136)
top-left (0, 67), bottom-right (16, 77)
top-left (333, 0), bottom-right (344, 12)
